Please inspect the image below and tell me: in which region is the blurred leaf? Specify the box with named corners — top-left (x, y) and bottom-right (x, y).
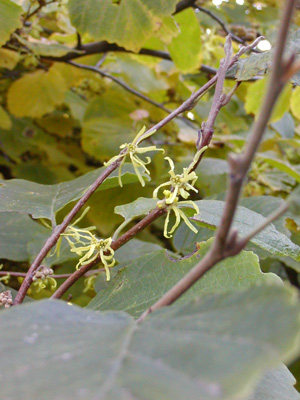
top-left (245, 79), bottom-right (291, 123)
top-left (81, 89), bottom-right (137, 160)
top-left (1, 285), bottom-right (300, 400)
top-left (193, 200), bottom-right (300, 260)
top-left (15, 35), bottom-right (83, 57)
top-left (88, 238), bottom-right (279, 316)
top-left (0, 106), bottom-right (12, 130)
top-left (257, 153), bottom-right (300, 183)
top-left (271, 113), bottom-right (295, 138)
top-left (0, 0), bottom-right (22, 46)
top-left (7, 66), bottom-right (67, 118)
top-left (0, 213), bottom-right (47, 261)
top-left (64, 90), bottom-right (87, 123)
top-left (235, 51), bottom-right (271, 81)
top-left (167, 9), bottom-right (202, 72)
top-left (248, 365), bottom-right (300, 400)
top-left (0, 48), bottom-right (20, 69)
top-left (290, 86), bottom-right (300, 120)
top-left (67, 0), bottom-right (177, 52)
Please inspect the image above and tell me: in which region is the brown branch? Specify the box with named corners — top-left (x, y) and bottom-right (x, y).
top-left (67, 61), bottom-right (197, 130)
top-left (137, 0), bottom-right (298, 322)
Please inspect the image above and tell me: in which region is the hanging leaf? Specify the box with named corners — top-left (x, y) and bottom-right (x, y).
top-left (167, 8), bottom-right (202, 72)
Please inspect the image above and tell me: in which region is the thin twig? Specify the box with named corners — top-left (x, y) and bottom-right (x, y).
top-left (137, 0), bottom-right (298, 322)
top-left (193, 5), bottom-right (261, 53)
top-left (67, 61), bottom-right (197, 130)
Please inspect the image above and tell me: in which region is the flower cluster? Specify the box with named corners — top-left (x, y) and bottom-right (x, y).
top-left (157, 190), bottom-right (199, 238)
top-left (154, 147), bottom-right (207, 238)
top-left (31, 266), bottom-right (57, 292)
top-left (153, 157), bottom-right (199, 204)
top-left (63, 226), bottom-right (115, 281)
top-left (0, 290), bottom-right (13, 308)
top-left (104, 126), bottom-right (164, 187)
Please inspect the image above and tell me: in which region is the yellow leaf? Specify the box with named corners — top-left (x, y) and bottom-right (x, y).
top-left (167, 9), bottom-right (202, 73)
top-left (0, 106), bottom-right (12, 130)
top-left (0, 48), bottom-right (20, 70)
top-left (7, 66), bottom-right (67, 118)
top-left (245, 78), bottom-right (292, 123)
top-left (290, 86), bottom-right (300, 120)
top-left (0, 0), bottom-right (22, 46)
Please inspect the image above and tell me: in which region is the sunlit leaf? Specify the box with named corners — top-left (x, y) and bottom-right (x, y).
top-left (245, 79), bottom-right (292, 123)
top-left (67, 0), bottom-right (178, 52)
top-left (167, 9), bottom-right (202, 72)
top-left (7, 66), bottom-right (67, 118)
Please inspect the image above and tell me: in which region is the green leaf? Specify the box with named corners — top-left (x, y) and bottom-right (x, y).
top-left (0, 0), bottom-right (22, 46)
top-left (257, 153), bottom-right (300, 183)
top-left (1, 285), bottom-right (300, 400)
top-left (193, 200), bottom-right (300, 261)
top-left (235, 51), bottom-right (271, 81)
top-left (67, 0), bottom-right (177, 52)
top-left (81, 89), bottom-right (138, 160)
top-left (64, 90), bottom-right (88, 123)
top-left (0, 106), bottom-right (12, 130)
top-left (88, 238), bottom-right (279, 317)
top-left (7, 66), bottom-right (68, 118)
top-left (271, 113), bottom-right (295, 138)
top-left (0, 212), bottom-right (77, 265)
top-left (248, 365), bottom-right (300, 400)
top-left (0, 213), bottom-right (47, 261)
top-left (245, 79), bottom-right (292, 123)
top-left (0, 47), bottom-right (21, 69)
top-left (114, 197), bottom-right (157, 222)
top-left (0, 164), bottom-right (147, 222)
top-left (167, 9), bottom-right (202, 72)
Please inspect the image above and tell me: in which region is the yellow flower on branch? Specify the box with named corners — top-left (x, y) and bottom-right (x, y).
top-left (157, 190), bottom-right (199, 239)
top-left (153, 146), bottom-right (208, 204)
top-left (63, 228), bottom-right (115, 281)
top-left (104, 125), bottom-right (164, 187)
